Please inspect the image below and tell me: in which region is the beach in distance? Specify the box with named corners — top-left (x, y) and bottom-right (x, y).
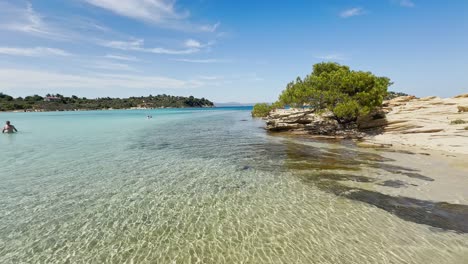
top-left (1, 106), bottom-right (468, 263)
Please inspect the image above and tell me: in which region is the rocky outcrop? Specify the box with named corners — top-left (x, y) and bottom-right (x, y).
top-left (265, 94), bottom-right (468, 154)
top-left (266, 109), bottom-right (367, 138)
top-left (458, 106), bottom-right (468, 112)
top-left (367, 94), bottom-right (468, 154)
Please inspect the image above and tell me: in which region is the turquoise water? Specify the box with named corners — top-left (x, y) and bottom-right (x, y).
top-left (1, 107), bottom-right (468, 263)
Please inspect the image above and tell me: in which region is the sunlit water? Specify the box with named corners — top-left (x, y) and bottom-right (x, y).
top-left (1, 108), bottom-right (467, 263)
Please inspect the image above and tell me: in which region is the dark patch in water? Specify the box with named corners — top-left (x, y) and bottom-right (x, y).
top-left (377, 180), bottom-right (408, 188)
top-left (240, 165), bottom-right (253, 171)
top-left (368, 163), bottom-right (433, 181)
top-left (156, 142), bottom-right (171, 150)
top-left (283, 139), bottom-right (466, 233)
top-left (284, 141), bottom-right (400, 172)
top-left (301, 173), bottom-right (375, 183)
top-left (297, 174), bottom-right (468, 234)
top-left (397, 172), bottom-right (434, 182)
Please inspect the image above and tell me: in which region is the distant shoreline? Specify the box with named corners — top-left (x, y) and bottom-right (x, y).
top-left (0, 106), bottom-right (217, 114)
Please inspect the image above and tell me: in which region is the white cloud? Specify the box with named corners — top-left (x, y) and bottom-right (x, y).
top-left (315, 54), bottom-right (348, 61)
top-left (148, 47), bottom-right (198, 55)
top-left (83, 0), bottom-right (218, 32)
top-left (84, 0), bottom-right (187, 23)
top-left (101, 39), bottom-right (200, 55)
top-left (172, 58), bottom-right (225, 63)
top-left (340, 8), bottom-right (365, 18)
top-left (0, 68), bottom-right (204, 91)
top-left (185, 39), bottom-right (202, 48)
top-left (0, 47), bottom-right (71, 57)
top-left (103, 39), bottom-right (145, 50)
top-left (399, 0), bottom-right (415, 7)
top-left (104, 54), bottom-right (140, 61)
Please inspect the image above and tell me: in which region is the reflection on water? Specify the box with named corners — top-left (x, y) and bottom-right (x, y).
top-left (1, 109), bottom-right (468, 263)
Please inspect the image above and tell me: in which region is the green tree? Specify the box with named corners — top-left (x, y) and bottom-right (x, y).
top-left (251, 103), bottom-right (273, 117)
top-left (277, 62), bottom-right (392, 123)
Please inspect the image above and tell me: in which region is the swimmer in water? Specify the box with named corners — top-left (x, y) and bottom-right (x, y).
top-left (2, 121), bottom-right (18, 133)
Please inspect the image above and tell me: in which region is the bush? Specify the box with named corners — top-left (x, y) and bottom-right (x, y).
top-left (450, 119), bottom-right (467, 125)
top-left (385, 91), bottom-right (409, 100)
top-left (252, 103), bottom-right (272, 117)
top-left (276, 62), bottom-right (392, 123)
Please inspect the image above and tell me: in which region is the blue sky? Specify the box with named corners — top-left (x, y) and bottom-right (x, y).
top-left (0, 0), bottom-right (467, 103)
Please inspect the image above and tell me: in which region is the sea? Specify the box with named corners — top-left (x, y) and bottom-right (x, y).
top-left (1, 107), bottom-right (467, 263)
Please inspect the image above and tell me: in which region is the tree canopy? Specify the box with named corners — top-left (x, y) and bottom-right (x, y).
top-left (251, 103), bottom-right (273, 117)
top-left (276, 62), bottom-right (392, 123)
top-left (0, 93), bottom-right (214, 111)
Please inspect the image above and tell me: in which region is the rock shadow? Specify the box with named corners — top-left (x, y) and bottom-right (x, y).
top-left (303, 176), bottom-right (468, 234)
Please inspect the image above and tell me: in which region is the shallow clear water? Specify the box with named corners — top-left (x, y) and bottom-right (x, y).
top-left (1, 108), bottom-right (467, 263)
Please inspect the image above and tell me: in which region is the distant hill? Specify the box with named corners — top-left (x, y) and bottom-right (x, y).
top-left (0, 93), bottom-right (214, 112)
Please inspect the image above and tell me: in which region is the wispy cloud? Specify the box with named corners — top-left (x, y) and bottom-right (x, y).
top-left (103, 39), bottom-right (145, 50)
top-left (0, 47), bottom-right (71, 57)
top-left (0, 68), bottom-right (204, 91)
top-left (101, 38), bottom-right (201, 55)
top-left (104, 54), bottom-right (140, 62)
top-left (0, 2), bottom-right (116, 42)
top-left (315, 54), bottom-right (348, 61)
top-left (340, 7), bottom-right (365, 18)
top-left (172, 58), bottom-right (226, 63)
top-left (197, 75), bottom-right (223, 80)
top-left (399, 0), bottom-right (415, 7)
top-left (88, 61), bottom-right (137, 72)
top-left (199, 22), bottom-right (220, 33)
top-left (83, 0), bottom-right (219, 32)
top-left (0, 2), bottom-right (64, 39)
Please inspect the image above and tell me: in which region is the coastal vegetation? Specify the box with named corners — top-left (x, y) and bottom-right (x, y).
top-left (0, 93), bottom-right (214, 111)
top-left (385, 91), bottom-right (409, 100)
top-left (450, 119), bottom-right (467, 125)
top-left (251, 103), bottom-right (273, 117)
top-left (275, 62), bottom-right (392, 123)
top-left (252, 62), bottom-right (394, 121)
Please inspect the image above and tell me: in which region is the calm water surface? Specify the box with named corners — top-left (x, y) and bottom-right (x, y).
top-left (1, 107), bottom-right (467, 263)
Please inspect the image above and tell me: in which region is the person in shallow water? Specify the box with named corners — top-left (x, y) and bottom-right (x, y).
top-left (2, 121), bottom-right (18, 133)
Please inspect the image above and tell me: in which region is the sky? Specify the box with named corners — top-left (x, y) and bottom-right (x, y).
top-left (0, 0), bottom-right (467, 103)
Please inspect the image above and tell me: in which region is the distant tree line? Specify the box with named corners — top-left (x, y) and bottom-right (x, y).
top-left (0, 93), bottom-right (214, 111)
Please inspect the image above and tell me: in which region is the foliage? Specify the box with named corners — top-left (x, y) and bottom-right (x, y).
top-left (0, 93), bottom-right (214, 111)
top-left (385, 91), bottom-right (410, 100)
top-left (450, 119), bottom-right (467, 125)
top-left (276, 62), bottom-right (392, 123)
top-left (251, 103), bottom-right (273, 117)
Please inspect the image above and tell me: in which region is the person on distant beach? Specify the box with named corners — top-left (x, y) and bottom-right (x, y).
top-left (2, 121), bottom-right (18, 133)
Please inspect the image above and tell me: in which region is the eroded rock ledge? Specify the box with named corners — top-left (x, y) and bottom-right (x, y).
top-left (266, 109), bottom-right (367, 139)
